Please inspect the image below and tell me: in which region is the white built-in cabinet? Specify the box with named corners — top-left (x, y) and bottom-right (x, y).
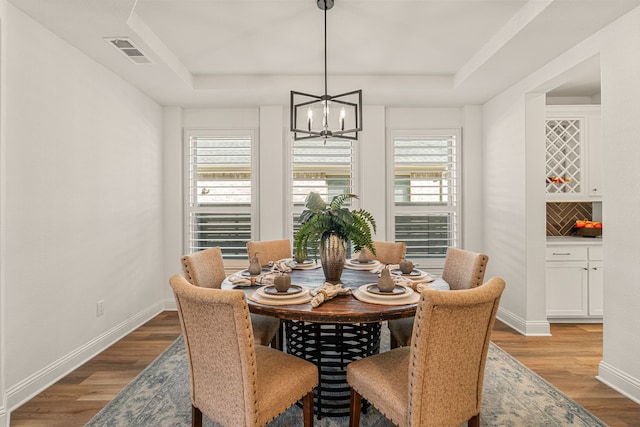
top-left (546, 242), bottom-right (603, 321)
top-left (545, 105), bottom-right (602, 201)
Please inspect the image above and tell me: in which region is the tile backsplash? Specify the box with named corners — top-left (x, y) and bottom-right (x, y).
top-left (546, 202), bottom-right (593, 236)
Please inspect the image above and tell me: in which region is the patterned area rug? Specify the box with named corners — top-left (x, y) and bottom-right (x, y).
top-left (86, 327), bottom-right (606, 427)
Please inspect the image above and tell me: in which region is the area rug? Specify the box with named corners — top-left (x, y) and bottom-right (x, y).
top-left (86, 328), bottom-right (606, 427)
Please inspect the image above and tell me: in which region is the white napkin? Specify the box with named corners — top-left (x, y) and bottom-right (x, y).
top-left (310, 282), bottom-right (352, 308)
top-left (268, 258), bottom-right (297, 273)
top-left (371, 263), bottom-right (399, 274)
top-left (392, 275), bottom-right (434, 292)
top-left (228, 272), bottom-right (277, 287)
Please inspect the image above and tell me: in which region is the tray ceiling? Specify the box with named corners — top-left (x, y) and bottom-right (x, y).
top-left (9, 0), bottom-right (638, 107)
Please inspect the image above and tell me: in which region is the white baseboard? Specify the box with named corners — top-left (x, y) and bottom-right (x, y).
top-left (164, 297), bottom-right (177, 311)
top-left (547, 317), bottom-right (603, 324)
top-left (597, 360), bottom-right (640, 405)
top-left (6, 301), bottom-right (164, 414)
top-left (497, 307), bottom-right (551, 336)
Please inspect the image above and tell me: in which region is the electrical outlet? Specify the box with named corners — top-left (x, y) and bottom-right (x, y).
top-left (96, 300), bottom-right (104, 317)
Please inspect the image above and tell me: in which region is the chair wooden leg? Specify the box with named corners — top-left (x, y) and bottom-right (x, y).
top-left (390, 333), bottom-right (400, 349)
top-left (468, 414), bottom-right (479, 427)
top-left (192, 405), bottom-right (203, 427)
top-left (349, 388), bottom-right (362, 427)
top-left (303, 390), bottom-right (314, 427)
top-left (271, 321), bottom-right (283, 350)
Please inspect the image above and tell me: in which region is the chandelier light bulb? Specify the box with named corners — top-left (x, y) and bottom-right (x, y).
top-left (323, 102), bottom-right (330, 129)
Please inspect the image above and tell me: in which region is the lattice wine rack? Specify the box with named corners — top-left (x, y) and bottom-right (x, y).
top-left (546, 119), bottom-right (582, 194)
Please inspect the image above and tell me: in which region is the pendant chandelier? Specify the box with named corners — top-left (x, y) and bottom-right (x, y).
top-left (290, 0), bottom-right (363, 141)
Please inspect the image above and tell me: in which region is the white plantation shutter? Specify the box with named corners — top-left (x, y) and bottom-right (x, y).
top-left (290, 139), bottom-right (354, 257)
top-left (184, 130), bottom-right (255, 258)
top-left (391, 130), bottom-right (460, 262)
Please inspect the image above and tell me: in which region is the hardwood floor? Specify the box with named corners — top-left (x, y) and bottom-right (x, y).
top-left (9, 313), bottom-right (640, 426)
top-left (491, 321), bottom-right (640, 427)
top-left (9, 312), bottom-right (182, 427)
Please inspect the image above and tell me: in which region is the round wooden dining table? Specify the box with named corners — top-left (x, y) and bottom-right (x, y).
top-left (222, 264), bottom-right (449, 418)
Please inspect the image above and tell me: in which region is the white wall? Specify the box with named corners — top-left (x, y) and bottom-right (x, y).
top-left (0, 0), bottom-right (8, 424)
top-left (483, 4), bottom-right (640, 402)
top-left (483, 93), bottom-right (534, 333)
top-left (162, 106), bottom-right (183, 307)
top-left (597, 6), bottom-right (640, 402)
top-left (2, 4), bottom-right (164, 414)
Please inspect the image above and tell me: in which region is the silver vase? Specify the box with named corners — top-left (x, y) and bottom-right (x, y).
top-left (320, 233), bottom-right (346, 283)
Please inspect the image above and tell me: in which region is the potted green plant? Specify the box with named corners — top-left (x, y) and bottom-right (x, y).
top-left (294, 192), bottom-right (377, 282)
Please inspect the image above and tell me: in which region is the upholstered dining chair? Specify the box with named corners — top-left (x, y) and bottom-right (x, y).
top-left (246, 239), bottom-right (292, 266)
top-left (359, 241), bottom-right (407, 265)
top-left (347, 276), bottom-right (505, 427)
top-left (181, 247), bottom-right (280, 347)
top-left (387, 247), bottom-right (489, 348)
top-left (170, 275), bottom-right (318, 427)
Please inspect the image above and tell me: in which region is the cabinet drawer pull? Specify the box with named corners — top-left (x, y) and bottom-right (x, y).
top-left (552, 252), bottom-right (571, 255)
top-left (592, 267), bottom-right (598, 271)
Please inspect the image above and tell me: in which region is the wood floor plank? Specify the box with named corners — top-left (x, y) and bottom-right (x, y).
top-left (9, 313), bottom-right (640, 426)
top-left (491, 320), bottom-right (640, 427)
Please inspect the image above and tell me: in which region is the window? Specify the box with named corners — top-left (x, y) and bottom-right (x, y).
top-left (391, 130), bottom-right (460, 262)
top-left (290, 138), bottom-right (354, 257)
top-left (184, 130), bottom-right (256, 259)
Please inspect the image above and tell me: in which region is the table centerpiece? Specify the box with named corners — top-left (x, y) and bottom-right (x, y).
top-left (294, 192), bottom-right (376, 283)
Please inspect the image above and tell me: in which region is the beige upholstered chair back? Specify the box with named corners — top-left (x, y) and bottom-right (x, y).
top-left (170, 274), bottom-right (260, 426)
top-left (181, 247), bottom-right (226, 289)
top-left (408, 277), bottom-right (505, 426)
top-left (441, 247), bottom-right (489, 291)
top-left (360, 241), bottom-right (406, 265)
top-left (246, 239), bottom-right (292, 266)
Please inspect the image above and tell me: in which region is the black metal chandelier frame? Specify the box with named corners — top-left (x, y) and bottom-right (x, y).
top-left (290, 0), bottom-right (363, 141)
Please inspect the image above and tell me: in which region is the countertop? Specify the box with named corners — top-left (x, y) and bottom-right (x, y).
top-left (547, 236), bottom-right (603, 245)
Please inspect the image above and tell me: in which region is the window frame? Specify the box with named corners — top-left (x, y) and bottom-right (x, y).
top-left (386, 128), bottom-right (462, 270)
top-left (183, 128), bottom-right (259, 257)
top-left (285, 136), bottom-right (360, 251)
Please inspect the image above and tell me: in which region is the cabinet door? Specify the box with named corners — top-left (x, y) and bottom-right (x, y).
top-left (545, 105), bottom-right (601, 201)
top-left (545, 118), bottom-right (584, 199)
top-left (546, 261), bottom-right (588, 317)
top-left (588, 261), bottom-right (604, 316)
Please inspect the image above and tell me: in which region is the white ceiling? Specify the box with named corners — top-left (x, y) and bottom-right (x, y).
top-left (10, 0), bottom-right (638, 107)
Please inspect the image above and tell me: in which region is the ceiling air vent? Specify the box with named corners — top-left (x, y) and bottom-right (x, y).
top-left (105, 38), bottom-right (152, 64)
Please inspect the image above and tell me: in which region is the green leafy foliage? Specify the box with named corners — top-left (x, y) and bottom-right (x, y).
top-left (294, 192), bottom-right (377, 261)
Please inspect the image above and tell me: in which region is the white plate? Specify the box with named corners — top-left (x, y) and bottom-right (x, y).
top-left (293, 261), bottom-right (322, 270)
top-left (256, 285), bottom-right (309, 300)
top-left (358, 284), bottom-right (413, 299)
top-left (391, 269), bottom-right (423, 277)
top-left (240, 268), bottom-right (270, 276)
top-left (345, 259), bottom-right (381, 270)
top-left (347, 258), bottom-right (376, 265)
top-left (353, 288), bottom-right (420, 306)
top-left (249, 290), bottom-right (312, 306)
